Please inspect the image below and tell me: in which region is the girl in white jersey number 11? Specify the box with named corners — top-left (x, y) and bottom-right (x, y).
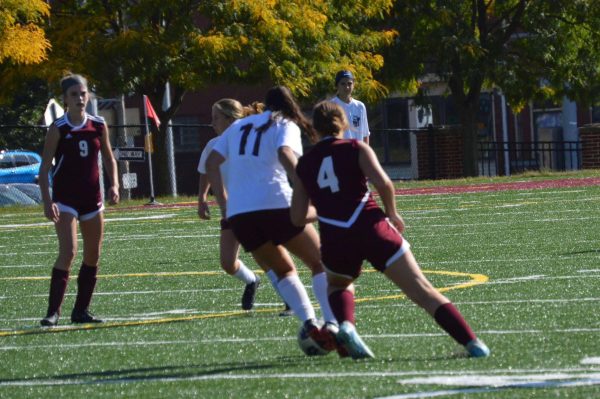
top-left (206, 86), bottom-right (339, 353)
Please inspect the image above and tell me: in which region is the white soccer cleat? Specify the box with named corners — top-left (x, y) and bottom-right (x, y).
top-left (336, 321), bottom-right (374, 360)
top-left (465, 338), bottom-right (491, 358)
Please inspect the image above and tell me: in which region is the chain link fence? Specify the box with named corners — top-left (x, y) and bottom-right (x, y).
top-left (1, 123), bottom-right (419, 204)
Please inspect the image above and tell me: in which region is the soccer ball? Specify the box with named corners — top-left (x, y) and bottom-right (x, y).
top-left (297, 323), bottom-right (329, 356)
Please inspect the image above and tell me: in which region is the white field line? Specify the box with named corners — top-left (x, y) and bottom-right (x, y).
top-left (377, 376), bottom-right (600, 399)
top-left (410, 215), bottom-right (600, 228)
top-left (108, 234), bottom-right (219, 241)
top-left (0, 235), bottom-right (218, 249)
top-left (4, 236), bottom-right (597, 257)
top-left (1, 328), bottom-right (599, 350)
top-left (0, 264), bottom-right (45, 269)
top-left (486, 274), bottom-right (600, 285)
top-left (416, 242), bottom-right (600, 251)
top-left (1, 367), bottom-right (600, 388)
top-left (378, 370), bottom-right (600, 399)
top-left (0, 288), bottom-right (242, 301)
top-left (582, 357), bottom-right (600, 365)
top-left (406, 207), bottom-right (595, 219)
top-left (0, 213), bottom-right (177, 229)
top-left (2, 277), bottom-right (599, 302)
top-left (0, 227), bottom-right (220, 241)
top-left (418, 257), bottom-right (597, 265)
top-left (361, 297), bottom-right (600, 309)
top-left (0, 197), bottom-right (596, 232)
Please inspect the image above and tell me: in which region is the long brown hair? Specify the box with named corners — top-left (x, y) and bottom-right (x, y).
top-left (257, 86), bottom-right (315, 138)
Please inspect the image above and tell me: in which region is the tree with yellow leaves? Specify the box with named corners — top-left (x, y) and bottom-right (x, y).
top-left (0, 0), bottom-right (50, 64)
top-left (41, 0), bottom-right (396, 195)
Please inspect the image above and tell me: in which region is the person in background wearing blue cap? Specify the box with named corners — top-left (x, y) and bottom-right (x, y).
top-left (330, 70), bottom-right (370, 145)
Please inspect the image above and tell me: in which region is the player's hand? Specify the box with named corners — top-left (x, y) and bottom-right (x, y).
top-left (108, 186), bottom-right (120, 205)
top-left (198, 201), bottom-right (210, 220)
top-left (44, 202), bottom-right (60, 223)
top-left (388, 213), bottom-right (405, 234)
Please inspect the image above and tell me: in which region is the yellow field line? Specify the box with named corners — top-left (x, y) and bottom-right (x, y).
top-left (0, 309), bottom-right (268, 337)
top-left (0, 271), bottom-right (222, 281)
top-left (0, 270), bottom-right (488, 337)
top-left (356, 270), bottom-right (488, 302)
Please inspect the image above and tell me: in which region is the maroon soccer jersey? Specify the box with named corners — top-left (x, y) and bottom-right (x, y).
top-left (296, 138), bottom-right (379, 227)
top-left (51, 114), bottom-right (104, 213)
top-left (296, 137), bottom-right (404, 275)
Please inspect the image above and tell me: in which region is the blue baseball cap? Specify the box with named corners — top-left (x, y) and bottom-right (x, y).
top-left (335, 70), bottom-right (354, 85)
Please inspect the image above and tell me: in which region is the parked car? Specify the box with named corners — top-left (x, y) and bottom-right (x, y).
top-left (0, 150), bottom-right (42, 184)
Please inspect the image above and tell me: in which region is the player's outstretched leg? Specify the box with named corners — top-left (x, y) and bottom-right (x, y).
top-left (385, 249), bottom-right (490, 358)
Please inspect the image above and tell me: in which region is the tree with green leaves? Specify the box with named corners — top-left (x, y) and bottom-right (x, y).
top-left (384, 0), bottom-right (600, 176)
top-left (41, 0), bottom-right (395, 195)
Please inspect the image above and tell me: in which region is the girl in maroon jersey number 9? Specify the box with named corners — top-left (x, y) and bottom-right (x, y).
top-left (38, 74), bottom-right (119, 327)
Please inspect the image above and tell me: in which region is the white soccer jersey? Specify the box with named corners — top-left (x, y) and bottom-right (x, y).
top-left (212, 111), bottom-right (303, 218)
top-left (330, 96), bottom-right (370, 140)
top-left (197, 136), bottom-right (218, 174)
top-left (197, 136), bottom-right (229, 188)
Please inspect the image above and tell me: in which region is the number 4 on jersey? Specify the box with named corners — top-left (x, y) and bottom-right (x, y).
top-left (317, 156), bottom-right (339, 193)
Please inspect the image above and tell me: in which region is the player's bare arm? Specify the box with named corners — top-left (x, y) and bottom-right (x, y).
top-left (197, 173), bottom-right (211, 220)
top-left (39, 125), bottom-right (61, 223)
top-left (290, 175), bottom-right (317, 226)
top-left (358, 142), bottom-right (405, 233)
top-left (206, 150), bottom-right (227, 217)
top-left (277, 146), bottom-right (298, 178)
top-left (100, 123), bottom-right (120, 205)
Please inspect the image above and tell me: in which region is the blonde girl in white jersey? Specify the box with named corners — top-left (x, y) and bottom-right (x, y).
top-left (206, 86), bottom-right (338, 351)
top-left (197, 99), bottom-right (289, 313)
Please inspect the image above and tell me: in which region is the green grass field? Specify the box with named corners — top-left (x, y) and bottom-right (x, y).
top-left (1, 174), bottom-right (600, 398)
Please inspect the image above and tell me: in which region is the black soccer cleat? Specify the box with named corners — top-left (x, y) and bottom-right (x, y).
top-left (241, 276), bottom-right (260, 310)
top-left (71, 309), bottom-right (104, 324)
top-left (279, 303), bottom-right (294, 317)
top-left (40, 312), bottom-right (59, 327)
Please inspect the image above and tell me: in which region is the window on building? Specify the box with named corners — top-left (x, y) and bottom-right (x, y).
top-left (373, 98), bottom-right (411, 164)
top-left (592, 106), bottom-right (600, 123)
top-left (172, 116), bottom-right (202, 152)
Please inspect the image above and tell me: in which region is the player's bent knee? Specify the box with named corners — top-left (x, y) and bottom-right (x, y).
top-left (220, 263), bottom-right (238, 275)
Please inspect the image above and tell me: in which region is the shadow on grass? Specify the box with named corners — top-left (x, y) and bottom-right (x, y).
top-left (0, 351), bottom-right (465, 387)
top-left (0, 360), bottom-right (279, 386)
top-left (562, 249), bottom-right (600, 255)
top-left (0, 308), bottom-right (286, 338)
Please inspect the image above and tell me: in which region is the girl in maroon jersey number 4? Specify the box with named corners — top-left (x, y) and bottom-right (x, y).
top-left (291, 101), bottom-right (490, 359)
top-left (38, 74), bottom-right (119, 326)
